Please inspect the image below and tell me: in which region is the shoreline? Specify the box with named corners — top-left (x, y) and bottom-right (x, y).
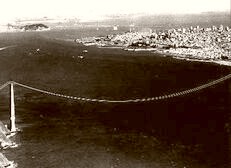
top-left (0, 121), bottom-right (18, 168)
top-left (42, 35), bottom-right (231, 67)
top-left (77, 24), bottom-right (231, 67)
top-left (80, 43), bottom-right (231, 67)
top-left (154, 50), bottom-right (231, 66)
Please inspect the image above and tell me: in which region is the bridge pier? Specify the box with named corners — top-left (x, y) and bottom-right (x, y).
top-left (10, 82), bottom-right (16, 132)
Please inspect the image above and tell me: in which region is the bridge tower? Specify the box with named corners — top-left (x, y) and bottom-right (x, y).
top-left (10, 82), bottom-right (16, 132)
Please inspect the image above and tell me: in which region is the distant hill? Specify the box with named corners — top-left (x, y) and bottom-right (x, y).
top-left (21, 23), bottom-right (49, 31)
top-left (5, 23), bottom-right (50, 32)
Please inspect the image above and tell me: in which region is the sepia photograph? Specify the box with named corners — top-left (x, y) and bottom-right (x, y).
top-left (0, 0), bottom-right (230, 167)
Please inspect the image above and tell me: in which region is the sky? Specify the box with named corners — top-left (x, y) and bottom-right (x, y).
top-left (0, 0), bottom-right (230, 22)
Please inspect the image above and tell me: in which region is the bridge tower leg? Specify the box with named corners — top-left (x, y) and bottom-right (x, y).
top-left (10, 82), bottom-right (16, 132)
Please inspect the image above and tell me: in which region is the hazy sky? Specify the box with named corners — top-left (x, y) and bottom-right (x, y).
top-left (0, 0), bottom-right (230, 22)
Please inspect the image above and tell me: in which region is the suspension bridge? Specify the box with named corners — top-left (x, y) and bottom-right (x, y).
top-left (0, 73), bottom-right (231, 132)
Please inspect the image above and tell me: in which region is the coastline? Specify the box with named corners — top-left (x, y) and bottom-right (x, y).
top-left (77, 24), bottom-right (231, 67)
top-left (154, 50), bottom-right (231, 67)
top-left (0, 121), bottom-right (17, 168)
top-left (79, 42), bottom-right (231, 67)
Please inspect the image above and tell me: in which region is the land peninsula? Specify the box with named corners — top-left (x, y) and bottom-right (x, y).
top-left (77, 25), bottom-right (231, 66)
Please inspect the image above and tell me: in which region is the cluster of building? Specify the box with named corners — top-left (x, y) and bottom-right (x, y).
top-left (79, 25), bottom-right (231, 61)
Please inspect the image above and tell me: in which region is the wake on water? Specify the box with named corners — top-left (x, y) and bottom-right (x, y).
top-left (0, 45), bottom-right (17, 51)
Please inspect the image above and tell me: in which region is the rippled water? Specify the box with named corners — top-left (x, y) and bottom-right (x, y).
top-left (0, 30), bottom-right (231, 168)
top-left (0, 69), bottom-right (230, 168)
